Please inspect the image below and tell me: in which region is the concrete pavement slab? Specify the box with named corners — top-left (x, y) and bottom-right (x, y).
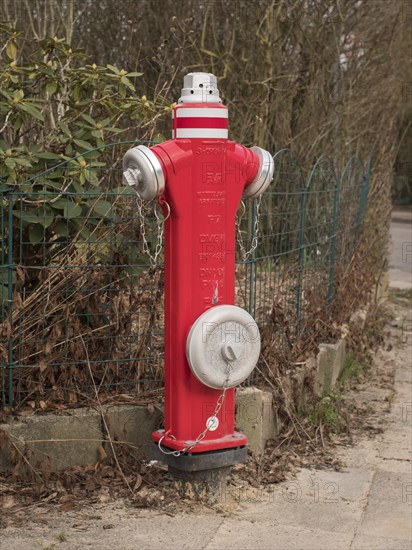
top-left (237, 498), bottom-right (362, 535)
top-left (2, 512), bottom-right (224, 550)
top-left (205, 520), bottom-right (353, 550)
top-left (379, 427), bottom-right (412, 462)
top-left (377, 458), bottom-right (412, 474)
top-left (355, 470), bottom-right (412, 540)
top-left (351, 533), bottom-right (412, 549)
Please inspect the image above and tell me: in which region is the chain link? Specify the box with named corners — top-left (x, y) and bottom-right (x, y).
top-left (135, 196), bottom-right (169, 267)
top-left (157, 362), bottom-right (233, 457)
top-left (236, 196), bottom-right (262, 262)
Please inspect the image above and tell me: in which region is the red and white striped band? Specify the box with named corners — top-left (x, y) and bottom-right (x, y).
top-left (172, 106), bottom-right (228, 139)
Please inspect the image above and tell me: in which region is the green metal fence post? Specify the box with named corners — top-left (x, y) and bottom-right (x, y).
top-left (327, 179), bottom-right (339, 301)
top-left (1, 193), bottom-right (4, 405)
top-left (7, 192), bottom-right (14, 407)
top-left (296, 186), bottom-right (307, 335)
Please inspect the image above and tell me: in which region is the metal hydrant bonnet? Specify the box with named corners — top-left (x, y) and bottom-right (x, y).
top-left (123, 73), bottom-right (274, 471)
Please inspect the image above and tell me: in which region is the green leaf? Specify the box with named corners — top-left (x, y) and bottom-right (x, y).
top-left (59, 121), bottom-right (71, 136)
top-left (73, 84), bottom-right (80, 102)
top-left (153, 133), bottom-right (166, 143)
top-left (120, 75), bottom-right (135, 91)
top-left (46, 81), bottom-right (57, 95)
top-left (74, 139), bottom-right (94, 150)
top-left (36, 207), bottom-right (55, 228)
top-left (35, 152), bottom-right (62, 160)
top-left (50, 198), bottom-right (69, 210)
top-left (0, 182), bottom-right (11, 192)
top-left (18, 103), bottom-right (44, 121)
top-left (105, 127), bottom-right (123, 134)
top-left (106, 64), bottom-right (119, 74)
top-left (79, 226), bottom-right (92, 241)
top-left (14, 157), bottom-right (32, 167)
top-left (127, 72), bottom-right (143, 77)
top-left (4, 158), bottom-right (16, 169)
top-left (13, 210), bottom-right (39, 224)
top-left (6, 41), bottom-right (17, 60)
top-left (53, 220), bottom-right (69, 237)
top-left (29, 224), bottom-right (44, 245)
top-left (63, 201), bottom-right (82, 219)
top-left (81, 113), bottom-right (96, 126)
top-left (92, 199), bottom-right (112, 218)
top-left (12, 116), bottom-right (23, 131)
top-left (119, 83), bottom-right (126, 98)
top-left (84, 169), bottom-right (99, 186)
top-left (71, 181), bottom-right (84, 194)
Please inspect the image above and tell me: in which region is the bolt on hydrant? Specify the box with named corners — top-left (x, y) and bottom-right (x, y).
top-left (123, 73), bottom-right (274, 495)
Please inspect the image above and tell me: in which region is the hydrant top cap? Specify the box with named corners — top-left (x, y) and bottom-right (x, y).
top-left (178, 72), bottom-right (222, 104)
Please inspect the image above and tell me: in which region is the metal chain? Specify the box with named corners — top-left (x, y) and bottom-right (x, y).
top-left (135, 196), bottom-right (169, 267)
top-left (157, 362), bottom-right (233, 457)
top-left (236, 196), bottom-right (262, 262)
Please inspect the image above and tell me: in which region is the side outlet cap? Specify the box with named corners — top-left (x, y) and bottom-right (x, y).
top-left (122, 145), bottom-right (165, 201)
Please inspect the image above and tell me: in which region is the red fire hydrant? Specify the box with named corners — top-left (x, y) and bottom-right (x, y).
top-left (123, 73), bottom-right (273, 474)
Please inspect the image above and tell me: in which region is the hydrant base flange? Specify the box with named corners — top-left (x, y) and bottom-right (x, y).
top-left (152, 443), bottom-right (247, 472)
top-left (169, 466), bottom-right (230, 504)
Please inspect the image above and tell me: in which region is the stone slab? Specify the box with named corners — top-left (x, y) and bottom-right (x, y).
top-left (0, 408), bottom-right (101, 471)
top-left (315, 338), bottom-right (346, 395)
top-left (235, 387), bottom-right (278, 454)
top-left (102, 404), bottom-right (162, 460)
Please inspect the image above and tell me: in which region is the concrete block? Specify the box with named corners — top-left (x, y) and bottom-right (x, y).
top-left (0, 408), bottom-right (102, 471)
top-left (235, 387), bottom-right (278, 454)
top-left (103, 404), bottom-right (162, 460)
top-left (315, 339), bottom-right (346, 396)
top-left (297, 357), bottom-right (317, 406)
top-left (376, 271), bottom-right (389, 302)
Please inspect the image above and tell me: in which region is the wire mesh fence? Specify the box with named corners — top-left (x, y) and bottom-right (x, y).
top-left (0, 143), bottom-right (369, 409)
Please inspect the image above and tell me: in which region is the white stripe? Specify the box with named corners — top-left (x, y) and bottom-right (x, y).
top-left (175, 128), bottom-right (228, 138)
top-left (176, 108), bottom-right (228, 118)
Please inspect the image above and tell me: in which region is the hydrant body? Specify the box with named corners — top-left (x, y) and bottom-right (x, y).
top-left (123, 73), bottom-right (273, 464)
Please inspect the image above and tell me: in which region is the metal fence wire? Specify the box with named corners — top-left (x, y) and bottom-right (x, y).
top-left (0, 143), bottom-right (369, 408)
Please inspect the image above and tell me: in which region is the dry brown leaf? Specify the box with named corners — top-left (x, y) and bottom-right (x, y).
top-left (39, 361), bottom-right (47, 373)
top-left (133, 474), bottom-right (143, 492)
top-left (45, 341), bottom-right (53, 355)
top-left (33, 517), bottom-right (48, 524)
top-left (98, 446), bottom-right (107, 462)
top-left (2, 495), bottom-right (16, 509)
top-left (60, 501), bottom-right (75, 512)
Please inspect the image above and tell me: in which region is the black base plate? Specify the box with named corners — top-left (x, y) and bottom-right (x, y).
top-left (152, 443), bottom-right (247, 472)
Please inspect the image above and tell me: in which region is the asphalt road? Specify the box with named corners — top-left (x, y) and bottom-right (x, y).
top-left (389, 209), bottom-right (412, 289)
